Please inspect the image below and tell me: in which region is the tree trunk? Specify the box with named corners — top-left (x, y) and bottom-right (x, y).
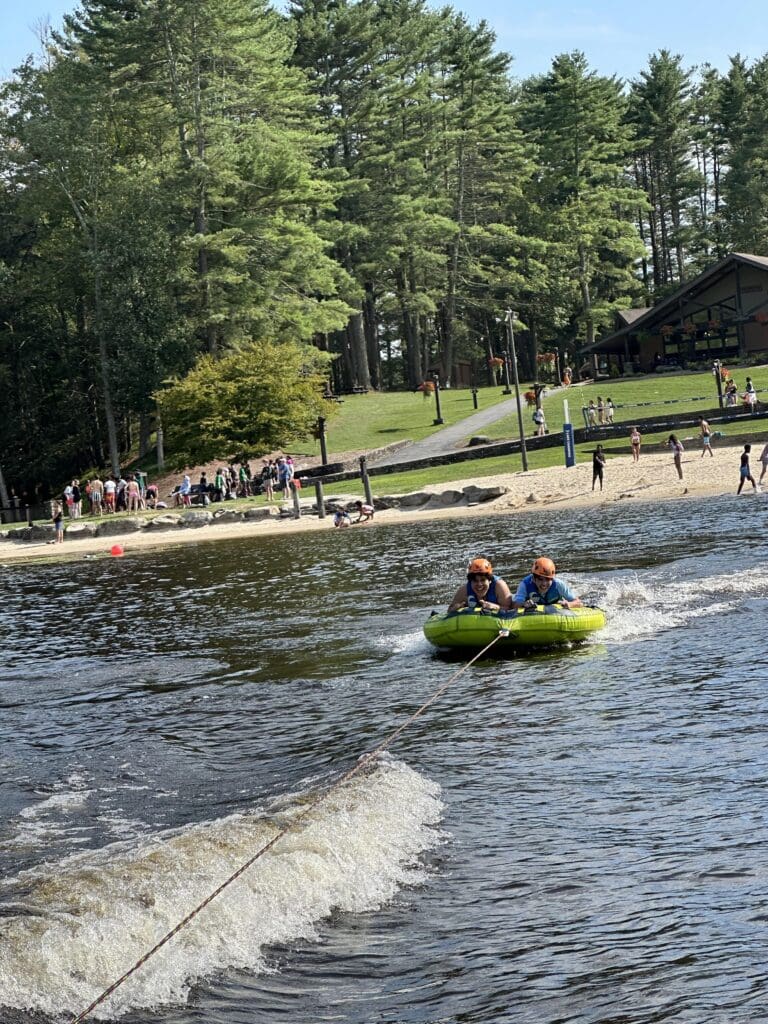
top-left (363, 284), bottom-right (381, 389)
top-left (139, 411), bottom-right (152, 458)
top-left (347, 311), bottom-right (371, 390)
top-left (395, 264), bottom-right (421, 387)
top-left (578, 242), bottom-right (595, 347)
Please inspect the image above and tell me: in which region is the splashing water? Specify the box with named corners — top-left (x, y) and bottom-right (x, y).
top-left (0, 758), bottom-right (443, 1020)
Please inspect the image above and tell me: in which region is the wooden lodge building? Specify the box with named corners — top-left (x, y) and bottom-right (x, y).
top-left (585, 253), bottom-right (768, 373)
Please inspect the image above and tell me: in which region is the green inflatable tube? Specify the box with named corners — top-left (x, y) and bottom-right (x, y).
top-left (423, 604), bottom-right (606, 650)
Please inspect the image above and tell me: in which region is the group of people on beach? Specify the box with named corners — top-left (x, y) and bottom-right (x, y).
top-left (448, 556), bottom-right (582, 613)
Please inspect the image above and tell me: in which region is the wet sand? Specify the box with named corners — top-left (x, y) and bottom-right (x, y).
top-left (0, 443), bottom-right (759, 565)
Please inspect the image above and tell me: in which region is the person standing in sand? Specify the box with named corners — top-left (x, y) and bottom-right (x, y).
top-left (699, 417), bottom-right (714, 457)
top-left (737, 444), bottom-right (760, 494)
top-left (592, 445), bottom-right (606, 491)
top-left (630, 426), bottom-right (642, 462)
top-left (668, 435), bottom-right (684, 480)
top-left (758, 442), bottom-right (768, 486)
top-left (51, 501), bottom-right (64, 544)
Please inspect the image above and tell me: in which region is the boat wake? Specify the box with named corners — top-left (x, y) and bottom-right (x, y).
top-left (0, 757), bottom-right (443, 1020)
top-left (588, 565), bottom-right (768, 644)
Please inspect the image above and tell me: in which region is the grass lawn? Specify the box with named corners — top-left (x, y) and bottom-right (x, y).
top-left (482, 366), bottom-right (768, 441)
top-left (291, 384), bottom-right (515, 457)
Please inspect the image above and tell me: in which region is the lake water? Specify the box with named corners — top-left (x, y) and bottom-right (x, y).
top-left (1, 493), bottom-right (768, 1024)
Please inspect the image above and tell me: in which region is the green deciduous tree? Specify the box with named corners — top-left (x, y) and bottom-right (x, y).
top-left (155, 339), bottom-right (336, 466)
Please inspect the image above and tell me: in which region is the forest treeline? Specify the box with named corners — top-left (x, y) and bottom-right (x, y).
top-left (1, 0), bottom-right (767, 487)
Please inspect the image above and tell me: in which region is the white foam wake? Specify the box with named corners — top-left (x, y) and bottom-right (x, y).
top-left (588, 564), bottom-right (768, 644)
top-left (0, 758), bottom-right (443, 1019)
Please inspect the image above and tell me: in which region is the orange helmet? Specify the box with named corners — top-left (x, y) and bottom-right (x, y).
top-left (467, 557), bottom-right (493, 576)
top-left (531, 557), bottom-right (556, 579)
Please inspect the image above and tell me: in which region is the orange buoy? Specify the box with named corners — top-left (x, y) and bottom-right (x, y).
top-left (110, 544), bottom-right (124, 557)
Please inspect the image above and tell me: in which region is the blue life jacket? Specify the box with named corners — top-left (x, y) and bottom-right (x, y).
top-left (466, 575), bottom-right (500, 607)
top-left (519, 573), bottom-right (565, 606)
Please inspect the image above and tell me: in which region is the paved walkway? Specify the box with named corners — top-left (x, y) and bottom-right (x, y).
top-left (373, 388), bottom-right (564, 466)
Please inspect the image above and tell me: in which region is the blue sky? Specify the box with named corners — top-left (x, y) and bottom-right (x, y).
top-left (2, 0), bottom-right (766, 81)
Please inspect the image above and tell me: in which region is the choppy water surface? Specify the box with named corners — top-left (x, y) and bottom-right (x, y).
top-left (2, 494), bottom-right (768, 1024)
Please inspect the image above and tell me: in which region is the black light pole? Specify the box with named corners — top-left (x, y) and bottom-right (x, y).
top-left (713, 360), bottom-right (724, 409)
top-left (317, 415), bottom-right (328, 465)
top-left (506, 309), bottom-right (528, 471)
top-left (432, 374), bottom-right (444, 425)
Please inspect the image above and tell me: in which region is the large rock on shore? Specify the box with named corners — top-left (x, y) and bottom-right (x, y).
top-left (462, 484), bottom-right (507, 504)
top-left (65, 523), bottom-right (97, 539)
top-left (96, 517), bottom-right (145, 536)
top-left (213, 508), bottom-right (244, 523)
top-left (244, 506), bottom-right (278, 521)
top-left (424, 489), bottom-right (465, 508)
top-left (144, 514), bottom-right (183, 531)
top-left (8, 524), bottom-right (55, 542)
top-left (181, 510), bottom-right (213, 528)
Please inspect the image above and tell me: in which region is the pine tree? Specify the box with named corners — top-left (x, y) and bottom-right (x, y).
top-left (520, 52), bottom-right (645, 349)
top-left (627, 51), bottom-right (703, 291)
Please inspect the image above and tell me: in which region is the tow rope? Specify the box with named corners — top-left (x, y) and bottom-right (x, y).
top-left (70, 627), bottom-right (509, 1023)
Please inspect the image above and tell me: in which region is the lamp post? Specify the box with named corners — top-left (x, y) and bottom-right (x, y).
top-left (712, 360), bottom-right (724, 409)
top-left (316, 415), bottom-right (328, 465)
top-left (505, 309), bottom-right (528, 471)
top-left (432, 373), bottom-right (444, 425)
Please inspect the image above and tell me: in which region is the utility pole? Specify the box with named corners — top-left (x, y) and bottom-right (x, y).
top-left (506, 309), bottom-right (528, 472)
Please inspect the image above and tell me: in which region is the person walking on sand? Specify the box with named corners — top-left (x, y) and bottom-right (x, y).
top-left (737, 444), bottom-right (760, 494)
top-left (668, 434), bottom-right (684, 480)
top-left (759, 442), bottom-right (768, 486)
top-left (592, 445), bottom-right (606, 491)
top-left (630, 426), bottom-right (642, 462)
top-left (699, 417), bottom-right (714, 457)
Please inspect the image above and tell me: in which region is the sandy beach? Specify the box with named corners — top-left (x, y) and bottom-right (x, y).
top-left (0, 442), bottom-right (759, 565)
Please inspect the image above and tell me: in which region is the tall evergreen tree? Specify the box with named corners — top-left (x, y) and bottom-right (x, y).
top-left (520, 52), bottom-right (645, 349)
top-left (627, 50), bottom-right (703, 291)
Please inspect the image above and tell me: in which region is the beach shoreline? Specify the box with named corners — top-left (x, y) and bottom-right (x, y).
top-left (0, 443), bottom-right (758, 566)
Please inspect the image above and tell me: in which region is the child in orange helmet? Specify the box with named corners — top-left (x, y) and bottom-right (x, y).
top-left (512, 557), bottom-right (582, 610)
top-left (448, 557), bottom-right (513, 613)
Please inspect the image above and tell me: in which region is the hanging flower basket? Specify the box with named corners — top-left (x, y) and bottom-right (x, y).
top-left (417, 380), bottom-right (435, 393)
top-left (488, 356), bottom-right (504, 369)
top-left (683, 321), bottom-right (697, 336)
top-left (756, 311), bottom-right (768, 325)
top-left (660, 324), bottom-right (675, 337)
top-left (708, 319), bottom-right (721, 333)
top-left (524, 390), bottom-right (537, 406)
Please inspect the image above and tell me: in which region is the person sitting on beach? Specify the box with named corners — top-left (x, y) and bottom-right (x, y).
top-left (512, 557), bottom-right (583, 611)
top-left (354, 500), bottom-right (374, 523)
top-left (448, 557), bottom-right (512, 613)
top-left (333, 508), bottom-right (352, 528)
